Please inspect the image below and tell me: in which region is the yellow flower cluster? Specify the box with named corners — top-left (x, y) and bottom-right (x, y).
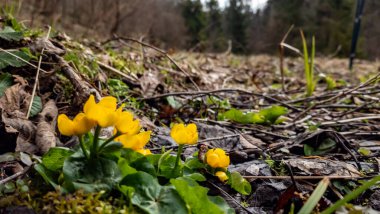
top-left (170, 123), bottom-right (198, 145)
top-left (206, 148), bottom-right (230, 182)
top-left (58, 95), bottom-right (151, 155)
top-left (206, 148), bottom-right (230, 169)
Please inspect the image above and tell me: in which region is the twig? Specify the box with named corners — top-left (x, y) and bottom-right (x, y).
top-left (139, 88), bottom-right (301, 112)
top-left (97, 60), bottom-right (138, 83)
top-left (321, 115), bottom-right (380, 126)
top-left (26, 26), bottom-right (51, 119)
top-left (207, 181), bottom-right (254, 214)
top-left (104, 36), bottom-right (200, 91)
top-left (279, 25), bottom-right (294, 92)
top-left (0, 166), bottom-right (31, 185)
top-left (293, 71), bottom-right (380, 120)
top-left (242, 175), bottom-right (364, 180)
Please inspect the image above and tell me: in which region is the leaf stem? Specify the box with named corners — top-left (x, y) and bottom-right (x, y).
top-left (173, 144), bottom-right (184, 174)
top-left (91, 126), bottom-right (101, 158)
top-left (79, 135), bottom-right (89, 159)
top-left (98, 131), bottom-right (122, 153)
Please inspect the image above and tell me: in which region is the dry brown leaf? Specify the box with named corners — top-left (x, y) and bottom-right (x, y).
top-left (35, 100), bottom-right (58, 153)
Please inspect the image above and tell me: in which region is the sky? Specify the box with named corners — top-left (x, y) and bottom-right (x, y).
top-left (202, 0), bottom-right (268, 10)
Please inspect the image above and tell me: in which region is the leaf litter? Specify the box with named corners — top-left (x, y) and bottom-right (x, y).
top-left (0, 17), bottom-right (380, 214)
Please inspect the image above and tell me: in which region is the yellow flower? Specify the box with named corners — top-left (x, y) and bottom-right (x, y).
top-left (206, 148), bottom-right (230, 168)
top-left (115, 111), bottom-right (141, 135)
top-left (136, 149), bottom-right (152, 156)
top-left (58, 113), bottom-right (95, 136)
top-left (83, 95), bottom-right (119, 127)
top-left (170, 123), bottom-right (198, 145)
top-left (116, 131), bottom-right (151, 150)
top-left (215, 171), bottom-right (228, 182)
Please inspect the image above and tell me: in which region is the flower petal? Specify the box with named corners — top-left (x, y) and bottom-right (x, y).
top-left (73, 113), bottom-right (95, 135)
top-left (83, 95), bottom-right (96, 114)
top-left (57, 114), bottom-right (75, 136)
top-left (98, 96), bottom-right (117, 110)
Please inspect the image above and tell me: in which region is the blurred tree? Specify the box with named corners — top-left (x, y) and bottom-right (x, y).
top-left (205, 0), bottom-right (225, 51)
top-left (225, 0), bottom-right (250, 53)
top-left (181, 0), bottom-right (207, 47)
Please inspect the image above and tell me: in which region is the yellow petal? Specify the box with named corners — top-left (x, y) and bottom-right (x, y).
top-left (57, 114), bottom-right (75, 136)
top-left (215, 171), bottom-right (228, 182)
top-left (136, 149), bottom-right (152, 156)
top-left (73, 113), bottom-right (95, 135)
top-left (98, 96), bottom-right (117, 110)
top-left (118, 131), bottom-right (151, 150)
top-left (83, 95), bottom-right (96, 114)
top-left (115, 111), bottom-right (141, 135)
top-left (206, 153), bottom-right (219, 168)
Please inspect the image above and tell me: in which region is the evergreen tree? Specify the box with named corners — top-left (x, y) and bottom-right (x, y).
top-left (225, 0), bottom-right (250, 53)
top-left (181, 0), bottom-right (207, 47)
top-left (205, 0), bottom-right (225, 51)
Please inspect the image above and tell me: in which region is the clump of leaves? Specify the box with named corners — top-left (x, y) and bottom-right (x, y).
top-left (219, 105), bottom-right (288, 125)
top-left (107, 78), bottom-right (129, 98)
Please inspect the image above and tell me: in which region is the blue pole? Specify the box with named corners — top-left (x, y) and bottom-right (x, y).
top-left (349, 0), bottom-right (365, 70)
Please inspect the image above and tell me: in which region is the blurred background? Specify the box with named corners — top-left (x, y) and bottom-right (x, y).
top-left (1, 0), bottom-right (379, 59)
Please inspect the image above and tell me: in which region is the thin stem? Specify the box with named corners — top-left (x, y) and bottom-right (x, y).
top-left (79, 135), bottom-right (89, 159)
top-left (173, 145), bottom-right (184, 173)
top-left (98, 131), bottom-right (122, 153)
top-left (91, 126), bottom-right (101, 158)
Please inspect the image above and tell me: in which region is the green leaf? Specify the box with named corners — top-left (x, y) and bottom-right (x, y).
top-left (166, 96), bottom-right (181, 109)
top-left (29, 95), bottom-right (42, 117)
top-left (0, 50), bottom-right (30, 69)
top-left (42, 147), bottom-right (74, 172)
top-left (230, 171), bottom-right (251, 195)
top-left (63, 153), bottom-right (121, 193)
top-left (0, 26), bottom-right (23, 41)
top-left (171, 177), bottom-right (228, 214)
top-left (220, 108), bottom-right (256, 124)
top-left (304, 138), bottom-right (337, 156)
top-left (184, 173), bottom-right (206, 182)
top-left (121, 172), bottom-right (188, 214)
top-left (148, 152), bottom-right (180, 179)
top-left (258, 105), bottom-right (288, 124)
top-left (34, 163), bottom-right (59, 190)
top-left (358, 147), bottom-right (371, 156)
top-left (209, 196), bottom-right (235, 214)
top-left (0, 72), bottom-right (13, 97)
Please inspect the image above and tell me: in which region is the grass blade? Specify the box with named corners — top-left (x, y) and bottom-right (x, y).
top-left (297, 177), bottom-right (329, 214)
top-left (321, 175), bottom-right (380, 214)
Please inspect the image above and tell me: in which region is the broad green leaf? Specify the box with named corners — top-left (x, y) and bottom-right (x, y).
top-left (148, 152), bottom-right (180, 179)
top-left (171, 177), bottom-right (228, 214)
top-left (209, 196), bottom-right (235, 214)
top-left (220, 108), bottom-right (256, 124)
top-left (29, 95), bottom-right (42, 117)
top-left (121, 172), bottom-right (188, 214)
top-left (184, 173), bottom-right (206, 182)
top-left (0, 72), bottom-right (12, 97)
top-left (63, 153), bottom-right (121, 193)
top-left (42, 147), bottom-right (73, 172)
top-left (0, 50), bottom-right (30, 69)
top-left (230, 171), bottom-right (252, 195)
top-left (185, 157), bottom-right (206, 170)
top-left (0, 26), bottom-right (23, 41)
top-left (304, 138), bottom-right (337, 156)
top-left (34, 163), bottom-right (59, 190)
top-left (258, 105), bottom-right (288, 124)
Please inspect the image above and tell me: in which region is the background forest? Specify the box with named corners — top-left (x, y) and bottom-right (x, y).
top-left (3, 0), bottom-right (380, 58)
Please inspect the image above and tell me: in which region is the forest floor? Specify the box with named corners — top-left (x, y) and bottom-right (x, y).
top-left (1, 17), bottom-right (380, 214)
